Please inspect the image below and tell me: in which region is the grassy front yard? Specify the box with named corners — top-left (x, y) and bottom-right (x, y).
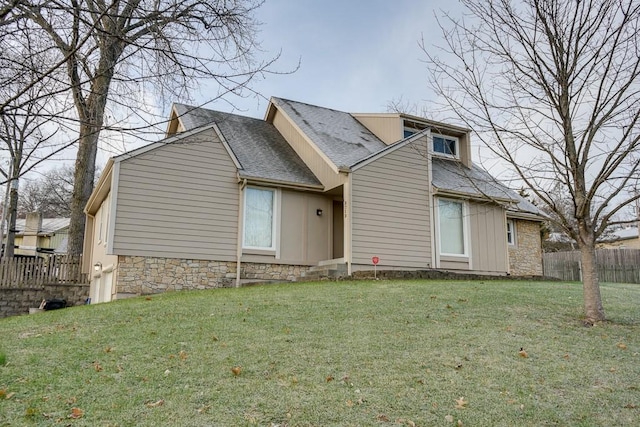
top-left (0, 280), bottom-right (638, 426)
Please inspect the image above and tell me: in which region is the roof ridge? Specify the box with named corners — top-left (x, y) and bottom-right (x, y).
top-left (272, 97), bottom-right (353, 115)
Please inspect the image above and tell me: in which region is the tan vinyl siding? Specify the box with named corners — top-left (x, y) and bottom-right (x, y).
top-left (113, 128), bottom-right (239, 261)
top-left (458, 133), bottom-right (472, 168)
top-left (271, 110), bottom-right (344, 190)
top-left (352, 114), bottom-right (402, 145)
top-left (469, 202), bottom-right (508, 273)
top-left (351, 141), bottom-right (431, 268)
top-left (439, 256), bottom-right (470, 270)
top-left (242, 190), bottom-right (331, 265)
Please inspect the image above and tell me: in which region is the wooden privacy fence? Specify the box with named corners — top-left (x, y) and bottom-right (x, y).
top-left (0, 255), bottom-right (87, 287)
top-left (543, 249), bottom-right (640, 284)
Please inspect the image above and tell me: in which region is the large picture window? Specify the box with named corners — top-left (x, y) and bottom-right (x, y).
top-left (243, 187), bottom-right (276, 250)
top-left (438, 199), bottom-right (466, 255)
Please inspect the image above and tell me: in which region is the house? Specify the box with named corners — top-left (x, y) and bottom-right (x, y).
top-left (84, 98), bottom-right (543, 303)
top-left (5, 212), bottom-right (70, 256)
top-left (597, 226), bottom-right (640, 249)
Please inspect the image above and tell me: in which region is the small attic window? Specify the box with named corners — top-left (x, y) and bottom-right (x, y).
top-left (432, 134), bottom-right (458, 158)
top-left (403, 120), bottom-right (426, 139)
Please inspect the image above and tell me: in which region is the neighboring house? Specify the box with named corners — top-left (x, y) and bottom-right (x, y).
top-left (84, 98), bottom-right (543, 303)
top-left (598, 226), bottom-right (640, 249)
top-left (5, 212), bottom-right (70, 256)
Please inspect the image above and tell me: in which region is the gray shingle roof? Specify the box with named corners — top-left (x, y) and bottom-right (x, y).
top-left (272, 98), bottom-right (387, 168)
top-left (173, 104), bottom-right (321, 187)
top-left (431, 157), bottom-right (539, 215)
top-left (13, 218), bottom-right (70, 235)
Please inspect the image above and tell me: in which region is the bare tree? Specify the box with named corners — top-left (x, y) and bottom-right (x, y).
top-left (6, 0), bottom-right (281, 254)
top-left (0, 21), bottom-right (74, 257)
top-left (424, 0), bottom-right (640, 323)
top-left (18, 164), bottom-right (80, 218)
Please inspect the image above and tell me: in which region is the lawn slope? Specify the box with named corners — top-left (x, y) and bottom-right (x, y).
top-left (0, 280), bottom-right (638, 426)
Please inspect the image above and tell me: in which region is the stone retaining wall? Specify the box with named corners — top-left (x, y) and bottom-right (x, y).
top-left (509, 219), bottom-right (543, 276)
top-left (116, 256), bottom-right (311, 296)
top-left (0, 284), bottom-right (89, 318)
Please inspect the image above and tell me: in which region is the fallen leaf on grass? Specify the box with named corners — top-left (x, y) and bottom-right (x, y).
top-left (94, 362), bottom-right (103, 372)
top-left (326, 375), bottom-right (334, 382)
top-left (179, 350), bottom-right (188, 360)
top-left (231, 366), bottom-right (242, 376)
top-left (0, 390), bottom-right (15, 400)
top-left (617, 343), bottom-right (627, 350)
top-left (68, 407), bottom-right (84, 419)
top-left (197, 405), bottom-right (210, 414)
top-left (624, 403), bottom-right (637, 409)
top-left (377, 414), bottom-right (390, 422)
top-left (518, 348), bottom-right (528, 358)
top-left (445, 415), bottom-right (454, 422)
top-left (455, 397), bottom-right (468, 409)
top-left (145, 399), bottom-right (164, 408)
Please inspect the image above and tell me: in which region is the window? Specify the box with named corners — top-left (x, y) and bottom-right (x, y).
top-left (438, 199), bottom-right (466, 255)
top-left (432, 134), bottom-right (458, 157)
top-left (507, 219), bottom-right (516, 246)
top-left (404, 128), bottom-right (417, 138)
top-left (243, 187), bottom-right (276, 250)
top-left (98, 195), bottom-right (109, 243)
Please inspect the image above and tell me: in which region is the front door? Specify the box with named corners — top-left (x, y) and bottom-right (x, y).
top-left (332, 200), bottom-right (344, 258)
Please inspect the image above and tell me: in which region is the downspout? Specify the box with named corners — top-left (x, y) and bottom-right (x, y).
top-left (236, 179), bottom-right (247, 288)
top-left (426, 131), bottom-right (437, 269)
top-left (345, 173), bottom-right (353, 275)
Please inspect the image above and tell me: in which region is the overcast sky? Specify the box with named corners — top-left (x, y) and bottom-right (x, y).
top-left (94, 0), bottom-right (470, 167)
top-left (198, 0), bottom-right (459, 119)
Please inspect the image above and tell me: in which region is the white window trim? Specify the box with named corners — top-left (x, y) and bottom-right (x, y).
top-left (507, 219), bottom-right (517, 246)
top-left (431, 133), bottom-right (460, 159)
top-left (242, 186), bottom-right (279, 252)
top-left (436, 197), bottom-right (469, 257)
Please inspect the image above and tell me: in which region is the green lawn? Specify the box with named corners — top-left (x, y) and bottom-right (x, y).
top-left (0, 280), bottom-right (638, 426)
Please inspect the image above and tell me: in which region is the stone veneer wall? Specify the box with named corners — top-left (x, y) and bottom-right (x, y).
top-left (116, 255), bottom-right (311, 295)
top-left (508, 219), bottom-right (543, 276)
top-left (0, 284), bottom-right (90, 318)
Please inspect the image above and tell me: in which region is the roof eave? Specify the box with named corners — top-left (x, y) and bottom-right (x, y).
top-left (433, 187), bottom-right (516, 204)
top-left (85, 158), bottom-right (114, 215)
top-left (239, 174), bottom-right (324, 192)
top-left (506, 211), bottom-right (546, 222)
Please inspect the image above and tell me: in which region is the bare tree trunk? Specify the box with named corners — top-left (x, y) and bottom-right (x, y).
top-left (5, 182), bottom-right (18, 258)
top-left (66, 56), bottom-right (114, 255)
top-left (578, 234), bottom-right (605, 323)
top-left (67, 123), bottom-right (99, 255)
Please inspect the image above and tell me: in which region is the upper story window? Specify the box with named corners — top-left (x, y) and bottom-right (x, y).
top-left (404, 128), bottom-right (416, 138)
top-left (403, 120), bottom-right (426, 140)
top-left (98, 193), bottom-right (110, 244)
top-left (432, 134), bottom-right (458, 158)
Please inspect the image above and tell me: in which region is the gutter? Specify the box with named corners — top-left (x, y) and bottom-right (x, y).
top-left (238, 174), bottom-right (324, 192)
top-left (433, 188), bottom-right (515, 205)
